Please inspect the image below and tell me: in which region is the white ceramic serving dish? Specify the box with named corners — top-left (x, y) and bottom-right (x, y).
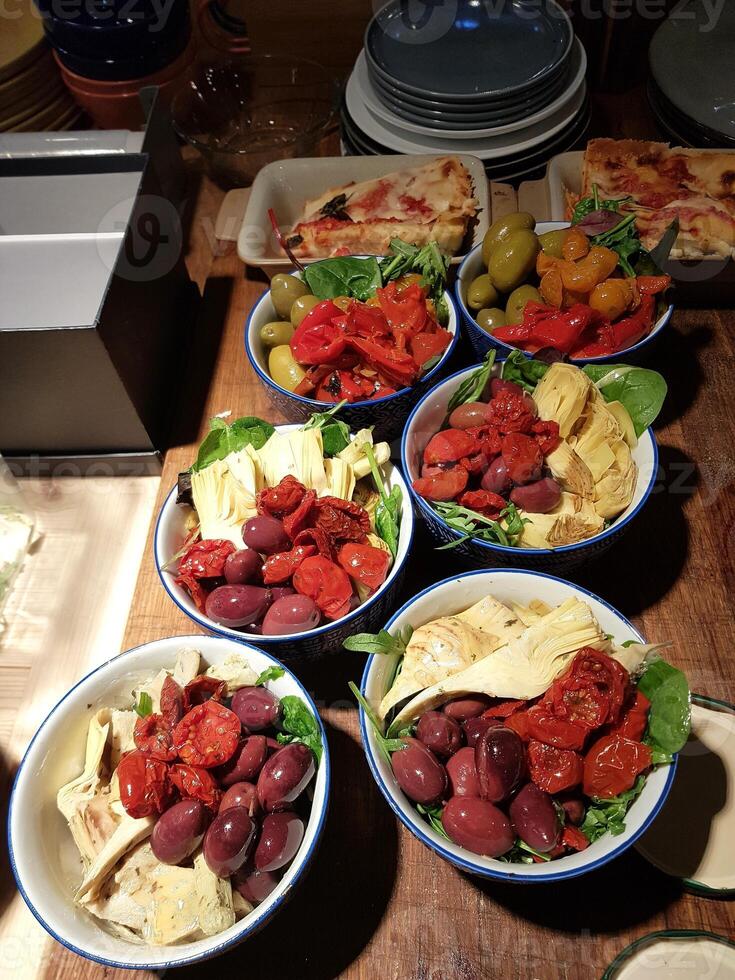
top-left (359, 569), bottom-right (677, 883)
top-left (237, 154), bottom-right (489, 274)
top-left (155, 425), bottom-right (415, 659)
top-left (8, 634), bottom-right (330, 969)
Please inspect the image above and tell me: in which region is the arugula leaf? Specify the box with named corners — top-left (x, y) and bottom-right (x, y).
top-left (304, 402), bottom-right (351, 456)
top-left (378, 238), bottom-right (419, 282)
top-left (277, 694), bottom-right (323, 763)
top-left (433, 500), bottom-right (526, 550)
top-left (417, 803), bottom-right (450, 840)
top-left (500, 349), bottom-right (550, 393)
top-left (192, 416), bottom-right (275, 472)
top-left (133, 691), bottom-right (153, 718)
top-left (580, 776), bottom-right (646, 843)
top-left (304, 256), bottom-right (382, 302)
top-left (343, 626), bottom-right (413, 656)
top-left (447, 350), bottom-right (496, 413)
top-left (255, 666), bottom-right (285, 686)
top-left (582, 364), bottom-right (667, 436)
top-left (364, 442), bottom-right (402, 559)
top-left (348, 680), bottom-right (406, 765)
top-left (637, 658), bottom-right (691, 755)
top-left (379, 239), bottom-right (450, 325)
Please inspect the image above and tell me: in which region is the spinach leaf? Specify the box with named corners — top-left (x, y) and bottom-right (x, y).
top-left (582, 365), bottom-right (667, 436)
top-left (433, 500), bottom-right (526, 550)
top-left (304, 402), bottom-right (351, 456)
top-left (364, 442), bottom-right (402, 559)
top-left (348, 681), bottom-right (406, 765)
top-left (580, 776), bottom-right (646, 843)
top-left (277, 694), bottom-right (323, 762)
top-left (192, 416), bottom-right (275, 472)
top-left (447, 350), bottom-right (496, 412)
top-left (591, 213), bottom-right (641, 277)
top-left (344, 626), bottom-right (413, 657)
top-left (500, 349), bottom-right (550, 393)
top-left (133, 691), bottom-right (153, 718)
top-left (304, 256), bottom-right (382, 302)
top-left (637, 658), bottom-right (691, 755)
top-left (255, 666), bottom-right (285, 686)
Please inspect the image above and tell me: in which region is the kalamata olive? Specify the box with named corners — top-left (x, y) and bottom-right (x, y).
top-left (265, 736), bottom-right (281, 754)
top-left (269, 586), bottom-right (295, 602)
top-left (442, 796), bottom-right (515, 857)
top-left (242, 515), bottom-right (291, 555)
top-left (560, 797), bottom-right (585, 826)
top-left (490, 378), bottom-right (525, 399)
top-left (223, 547), bottom-right (263, 585)
top-left (261, 594), bottom-right (320, 635)
top-left (509, 783), bottom-right (562, 854)
top-left (203, 807), bottom-right (256, 876)
top-left (475, 727), bottom-right (525, 803)
top-left (522, 393), bottom-right (538, 417)
top-left (463, 715), bottom-right (501, 748)
top-left (205, 585), bottom-right (272, 628)
top-left (218, 736), bottom-right (269, 785)
top-left (510, 477), bottom-right (561, 514)
top-left (416, 711), bottom-right (463, 758)
top-left (231, 687), bottom-right (281, 731)
top-left (220, 781), bottom-right (260, 817)
top-left (254, 812), bottom-right (305, 872)
top-left (443, 696), bottom-right (491, 723)
top-left (446, 747), bottom-right (481, 798)
top-left (257, 743), bottom-right (315, 812)
top-left (448, 402), bottom-right (489, 431)
top-left (234, 863), bottom-right (280, 904)
top-left (391, 737), bottom-right (448, 805)
top-left (151, 799), bottom-right (207, 865)
top-left (481, 456), bottom-right (512, 495)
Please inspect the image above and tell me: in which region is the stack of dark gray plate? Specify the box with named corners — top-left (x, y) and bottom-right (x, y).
top-left (341, 0), bottom-right (590, 181)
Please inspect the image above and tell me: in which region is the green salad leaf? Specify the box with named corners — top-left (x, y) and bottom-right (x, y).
top-left (379, 238), bottom-right (451, 325)
top-left (433, 500), bottom-right (526, 550)
top-left (255, 666), bottom-right (285, 686)
top-left (364, 442), bottom-right (402, 559)
top-left (344, 626), bottom-right (413, 657)
top-left (582, 364), bottom-right (668, 436)
top-left (590, 213), bottom-right (641, 277)
top-left (500, 349), bottom-right (550, 393)
top-left (638, 658), bottom-right (691, 756)
top-left (133, 691), bottom-right (153, 718)
top-left (417, 802), bottom-right (450, 840)
top-left (581, 776), bottom-right (646, 843)
top-left (192, 416), bottom-right (275, 472)
top-left (447, 349), bottom-right (496, 413)
top-left (276, 695), bottom-right (323, 763)
top-left (348, 681), bottom-right (405, 764)
top-left (304, 256), bottom-right (382, 302)
top-left (304, 402), bottom-right (351, 456)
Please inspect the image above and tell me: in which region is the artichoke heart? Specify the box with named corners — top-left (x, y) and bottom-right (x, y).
top-left (256, 429), bottom-right (328, 494)
top-left (191, 457), bottom-right (258, 548)
top-left (532, 362), bottom-right (591, 437)
top-left (519, 492), bottom-right (605, 549)
top-left (205, 653), bottom-right (258, 692)
top-left (76, 812), bottom-right (156, 902)
top-left (337, 429), bottom-right (390, 480)
top-left (324, 456), bottom-right (356, 502)
top-left (544, 441), bottom-right (594, 499)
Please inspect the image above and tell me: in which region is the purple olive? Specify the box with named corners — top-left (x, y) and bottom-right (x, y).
top-left (490, 378), bottom-right (524, 399)
top-left (463, 715), bottom-right (502, 748)
top-left (257, 743), bottom-right (315, 812)
top-left (205, 585), bottom-right (272, 628)
top-left (220, 781), bottom-right (260, 817)
top-left (442, 796), bottom-right (515, 857)
top-left (391, 737), bottom-right (448, 805)
top-left (446, 747), bottom-right (481, 798)
top-left (561, 798), bottom-right (585, 826)
top-left (448, 402), bottom-right (489, 430)
top-left (481, 456), bottom-right (512, 494)
top-left (203, 807), bottom-right (256, 876)
top-left (223, 547), bottom-right (263, 585)
top-left (510, 477), bottom-right (561, 514)
top-left (242, 515), bottom-right (290, 555)
top-left (269, 586), bottom-right (296, 602)
top-left (217, 736), bottom-right (269, 786)
top-left (234, 862), bottom-right (280, 904)
top-left (509, 783), bottom-right (562, 854)
top-left (475, 727), bottom-right (525, 803)
top-left (416, 711), bottom-right (463, 758)
top-left (230, 687), bottom-right (281, 731)
top-left (151, 799), bottom-right (207, 865)
top-left (443, 696), bottom-right (491, 723)
top-left (254, 812), bottom-right (305, 872)
top-left (261, 594), bottom-right (320, 635)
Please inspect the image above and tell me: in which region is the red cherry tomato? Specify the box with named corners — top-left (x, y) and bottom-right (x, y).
top-left (548, 648), bottom-right (629, 728)
top-left (160, 675), bottom-right (183, 728)
top-left (169, 762), bottom-right (222, 811)
top-left (412, 466), bottom-right (468, 502)
top-left (117, 750), bottom-right (172, 818)
top-left (527, 740), bottom-right (584, 794)
top-left (583, 734), bottom-right (652, 799)
top-left (183, 676), bottom-right (227, 713)
top-left (256, 475), bottom-right (307, 518)
top-left (173, 701), bottom-right (241, 768)
top-left (293, 555), bottom-right (353, 621)
top-left (423, 429), bottom-right (477, 466)
top-left (337, 543), bottom-right (390, 593)
top-left (607, 690), bottom-right (651, 742)
top-left (526, 705), bottom-right (589, 751)
top-left (501, 433), bottom-right (543, 485)
top-left (133, 713), bottom-right (177, 761)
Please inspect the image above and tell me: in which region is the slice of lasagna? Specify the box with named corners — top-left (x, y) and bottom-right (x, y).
top-left (286, 156), bottom-right (478, 258)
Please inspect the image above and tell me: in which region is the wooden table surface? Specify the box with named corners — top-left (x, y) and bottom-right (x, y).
top-left (5, 100), bottom-right (735, 979)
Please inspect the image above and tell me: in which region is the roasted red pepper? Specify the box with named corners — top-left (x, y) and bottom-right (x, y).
top-left (609, 294), bottom-right (655, 350)
top-left (376, 281), bottom-right (427, 340)
top-left (346, 336), bottom-right (419, 387)
top-left (494, 303), bottom-right (603, 354)
top-left (636, 274), bottom-right (671, 295)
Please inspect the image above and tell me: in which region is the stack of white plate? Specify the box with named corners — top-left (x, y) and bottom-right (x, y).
top-left (341, 0), bottom-right (589, 182)
top-left (648, 3), bottom-right (735, 148)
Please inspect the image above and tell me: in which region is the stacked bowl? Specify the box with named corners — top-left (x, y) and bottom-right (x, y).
top-left (37, 0), bottom-right (194, 129)
top-left (342, 0), bottom-right (590, 181)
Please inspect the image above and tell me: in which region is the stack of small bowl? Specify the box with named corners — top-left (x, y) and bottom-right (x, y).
top-left (0, 7), bottom-right (81, 132)
top-left (37, 0), bottom-right (194, 129)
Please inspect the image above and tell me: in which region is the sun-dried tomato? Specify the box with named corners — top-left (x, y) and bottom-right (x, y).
top-left (173, 701), bottom-right (241, 768)
top-left (293, 555), bottom-right (354, 620)
top-left (118, 750), bottom-right (173, 818)
top-left (169, 762), bottom-right (221, 811)
top-left (262, 543), bottom-right (318, 584)
top-left (458, 490), bottom-right (506, 518)
top-left (485, 391), bottom-right (536, 434)
top-left (532, 419), bottom-right (561, 455)
top-left (313, 496), bottom-right (370, 543)
top-left (256, 475), bottom-right (307, 518)
top-left (459, 453), bottom-right (487, 476)
top-left (175, 539), bottom-right (236, 612)
top-left (160, 675), bottom-right (184, 728)
top-left (465, 424), bottom-right (503, 459)
top-left (501, 433), bottom-right (544, 484)
top-left (292, 526), bottom-right (334, 558)
top-left (283, 489), bottom-right (317, 540)
top-left (183, 675), bottom-right (226, 713)
top-left (134, 713), bottom-right (177, 761)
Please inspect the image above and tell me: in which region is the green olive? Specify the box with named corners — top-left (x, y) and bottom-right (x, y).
top-left (538, 229), bottom-right (568, 259)
top-left (268, 344), bottom-right (306, 392)
top-left (487, 229), bottom-right (541, 294)
top-left (290, 294), bottom-right (322, 327)
top-left (270, 273), bottom-right (309, 319)
top-left (466, 273), bottom-right (500, 312)
top-left (482, 212), bottom-right (536, 266)
top-left (505, 285), bottom-right (543, 324)
top-left (260, 320), bottom-right (294, 348)
top-left (475, 307), bottom-right (507, 334)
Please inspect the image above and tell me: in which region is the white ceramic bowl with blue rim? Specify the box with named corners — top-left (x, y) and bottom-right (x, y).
top-left (155, 425), bottom-right (414, 659)
top-left (359, 568), bottom-right (677, 883)
top-left (401, 361), bottom-right (658, 573)
top-left (244, 266), bottom-right (459, 442)
top-left (456, 222), bottom-right (675, 365)
top-left (7, 634), bottom-right (330, 969)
